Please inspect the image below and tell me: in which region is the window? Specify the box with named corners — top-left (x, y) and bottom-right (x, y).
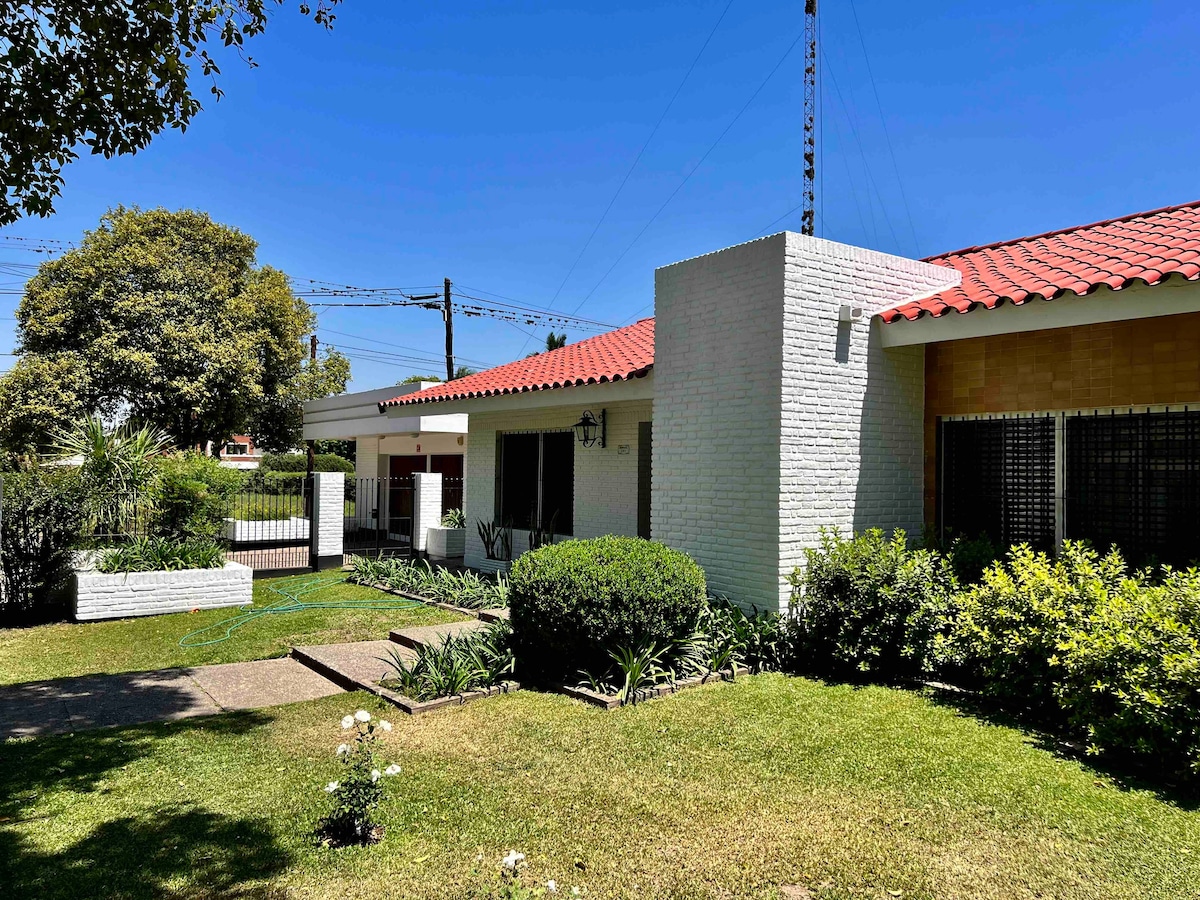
top-left (939, 416), bottom-right (1056, 551)
top-left (940, 408), bottom-right (1200, 567)
top-left (225, 442), bottom-right (248, 456)
top-left (497, 431), bottom-right (574, 534)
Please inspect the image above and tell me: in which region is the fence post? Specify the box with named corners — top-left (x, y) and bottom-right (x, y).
top-left (412, 472), bottom-right (442, 556)
top-left (310, 471), bottom-right (345, 571)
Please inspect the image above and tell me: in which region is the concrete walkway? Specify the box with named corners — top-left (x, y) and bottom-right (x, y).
top-left (0, 657), bottom-right (344, 740)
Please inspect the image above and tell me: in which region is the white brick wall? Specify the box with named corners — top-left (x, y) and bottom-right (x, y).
top-left (412, 471), bottom-right (442, 552)
top-left (312, 471), bottom-right (345, 565)
top-left (654, 232), bottom-right (957, 611)
top-left (462, 399), bottom-right (651, 570)
top-left (74, 560), bottom-right (252, 621)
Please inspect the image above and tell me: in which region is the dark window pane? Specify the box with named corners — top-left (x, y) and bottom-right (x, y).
top-left (500, 433), bottom-right (539, 530)
top-left (541, 431), bottom-right (574, 535)
top-left (940, 417), bottom-right (1055, 551)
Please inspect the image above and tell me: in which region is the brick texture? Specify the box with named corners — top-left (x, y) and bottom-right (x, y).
top-left (924, 310), bottom-right (1200, 522)
top-left (412, 471), bottom-right (442, 552)
top-left (312, 471), bottom-right (345, 562)
top-left (74, 561), bottom-right (252, 621)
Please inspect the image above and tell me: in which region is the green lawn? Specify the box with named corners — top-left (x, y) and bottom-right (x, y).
top-left (2, 676), bottom-right (1197, 899)
top-left (229, 493), bottom-right (356, 521)
top-left (0, 573), bottom-right (464, 685)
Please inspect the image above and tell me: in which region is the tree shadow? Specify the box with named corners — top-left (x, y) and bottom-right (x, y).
top-left (0, 709), bottom-right (272, 812)
top-left (918, 682), bottom-right (1200, 811)
top-left (0, 804), bottom-right (292, 899)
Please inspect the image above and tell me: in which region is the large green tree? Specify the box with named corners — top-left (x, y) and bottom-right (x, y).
top-left (4, 206), bottom-right (349, 458)
top-left (0, 1), bottom-right (341, 225)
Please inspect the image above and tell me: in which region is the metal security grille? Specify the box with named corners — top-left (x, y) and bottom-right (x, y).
top-left (940, 416), bottom-right (1056, 550)
top-left (1065, 410), bottom-right (1200, 566)
top-left (343, 476), bottom-right (416, 561)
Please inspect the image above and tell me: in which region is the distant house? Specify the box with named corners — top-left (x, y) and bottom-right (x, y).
top-left (378, 199), bottom-right (1200, 610)
top-left (218, 435), bottom-right (263, 470)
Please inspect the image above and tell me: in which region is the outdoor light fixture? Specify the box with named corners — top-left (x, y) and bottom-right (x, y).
top-left (572, 409), bottom-right (606, 448)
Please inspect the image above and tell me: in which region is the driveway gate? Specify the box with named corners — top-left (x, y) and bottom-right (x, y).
top-left (343, 475), bottom-right (416, 561)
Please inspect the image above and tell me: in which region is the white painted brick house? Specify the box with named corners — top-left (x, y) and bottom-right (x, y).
top-left (379, 201), bottom-right (1200, 611)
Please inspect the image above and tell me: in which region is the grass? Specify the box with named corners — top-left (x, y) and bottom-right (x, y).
top-left (2, 676), bottom-right (1198, 899)
top-left (0, 572), bottom-right (465, 685)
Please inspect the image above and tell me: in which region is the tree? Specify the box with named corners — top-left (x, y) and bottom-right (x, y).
top-left (2, 206), bottom-right (349, 457)
top-left (0, 1), bottom-right (341, 226)
top-left (400, 375), bottom-right (442, 384)
top-left (452, 365), bottom-right (476, 380)
top-left (526, 332), bottom-right (567, 358)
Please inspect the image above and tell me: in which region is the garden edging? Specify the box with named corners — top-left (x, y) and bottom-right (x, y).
top-left (558, 665), bottom-right (751, 710)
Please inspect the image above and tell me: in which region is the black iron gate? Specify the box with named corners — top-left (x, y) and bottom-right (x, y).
top-left (225, 473), bottom-right (314, 577)
top-left (344, 475), bottom-right (416, 561)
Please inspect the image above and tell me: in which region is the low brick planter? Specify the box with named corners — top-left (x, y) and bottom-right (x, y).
top-left (73, 558), bottom-right (252, 621)
top-left (223, 516), bottom-right (309, 543)
top-left (426, 526), bottom-right (465, 558)
top-left (559, 666), bottom-right (751, 710)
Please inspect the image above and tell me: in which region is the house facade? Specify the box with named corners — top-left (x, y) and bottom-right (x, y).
top-left (382, 201), bottom-right (1200, 610)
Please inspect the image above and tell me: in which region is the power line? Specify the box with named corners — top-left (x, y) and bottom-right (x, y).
top-left (521, 0), bottom-right (737, 355)
top-left (317, 327), bottom-right (496, 368)
top-left (568, 26), bottom-right (807, 317)
top-left (846, 0), bottom-right (920, 257)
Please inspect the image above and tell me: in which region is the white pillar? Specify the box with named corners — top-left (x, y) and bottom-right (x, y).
top-left (412, 471), bottom-right (442, 554)
top-left (310, 471), bottom-right (345, 570)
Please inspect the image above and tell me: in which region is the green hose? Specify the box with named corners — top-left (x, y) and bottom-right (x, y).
top-left (177, 571), bottom-right (421, 648)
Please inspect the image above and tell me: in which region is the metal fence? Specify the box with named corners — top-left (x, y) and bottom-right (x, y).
top-left (224, 474), bottom-right (313, 576)
top-left (343, 475), bottom-right (416, 561)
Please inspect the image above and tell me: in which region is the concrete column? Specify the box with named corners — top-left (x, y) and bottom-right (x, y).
top-left (412, 471), bottom-right (442, 553)
top-left (310, 471), bottom-right (345, 571)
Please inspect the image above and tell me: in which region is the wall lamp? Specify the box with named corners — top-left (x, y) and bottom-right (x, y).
top-left (572, 409), bottom-right (606, 448)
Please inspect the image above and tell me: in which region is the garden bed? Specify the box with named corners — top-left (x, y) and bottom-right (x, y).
top-left (73, 557), bottom-right (252, 621)
top-left (559, 665), bottom-right (750, 710)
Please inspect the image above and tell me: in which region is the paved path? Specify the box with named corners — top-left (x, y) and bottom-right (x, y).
top-left (0, 657), bottom-right (344, 740)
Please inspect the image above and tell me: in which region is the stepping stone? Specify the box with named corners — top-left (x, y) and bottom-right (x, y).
top-left (388, 619), bottom-right (486, 651)
top-left (292, 640), bottom-right (410, 691)
top-left (478, 607), bottom-right (509, 623)
top-left (187, 657), bottom-right (343, 710)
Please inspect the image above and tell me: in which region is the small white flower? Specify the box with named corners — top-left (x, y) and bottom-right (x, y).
top-left (324, 781), bottom-right (339, 793)
top-left (501, 850), bottom-right (525, 870)
top-left (336, 743), bottom-right (349, 756)
top-left (355, 710), bottom-right (371, 723)
top-left (379, 720), bottom-right (393, 732)
top-left (570, 889), bottom-right (581, 897)
top-left (384, 764), bottom-right (401, 776)
top-left (546, 880), bottom-right (558, 893)
top-left (370, 768), bottom-right (382, 782)
top-left (340, 715), bottom-right (354, 729)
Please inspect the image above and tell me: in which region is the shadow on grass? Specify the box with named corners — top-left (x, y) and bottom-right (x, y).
top-left (0, 710), bottom-right (273, 811)
top-left (0, 804), bottom-right (292, 899)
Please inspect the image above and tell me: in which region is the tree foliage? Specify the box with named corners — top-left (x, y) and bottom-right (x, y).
top-left (2, 207), bottom-right (348, 458)
top-left (0, 1), bottom-right (340, 225)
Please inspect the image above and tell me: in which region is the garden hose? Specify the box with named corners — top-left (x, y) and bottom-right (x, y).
top-left (177, 572), bottom-right (422, 648)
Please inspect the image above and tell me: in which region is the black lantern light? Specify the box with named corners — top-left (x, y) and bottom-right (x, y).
top-left (572, 409), bottom-right (606, 448)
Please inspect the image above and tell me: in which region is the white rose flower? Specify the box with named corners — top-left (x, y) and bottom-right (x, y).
top-left (570, 888), bottom-right (581, 897)
top-left (384, 764), bottom-right (401, 776)
top-left (336, 743), bottom-right (349, 756)
top-left (324, 781), bottom-right (339, 793)
top-left (501, 850), bottom-right (525, 870)
top-left (379, 720), bottom-right (393, 732)
top-left (546, 880), bottom-right (558, 893)
top-left (354, 710), bottom-right (371, 723)
top-left (370, 768), bottom-right (381, 782)
top-left (340, 715), bottom-right (354, 729)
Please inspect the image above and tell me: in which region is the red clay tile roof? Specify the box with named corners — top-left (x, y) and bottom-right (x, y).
top-left (879, 200), bottom-right (1200, 323)
top-left (381, 318), bottom-right (655, 408)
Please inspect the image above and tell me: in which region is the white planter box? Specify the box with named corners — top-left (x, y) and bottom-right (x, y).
top-left (474, 557), bottom-right (510, 576)
top-left (73, 558), bottom-right (253, 621)
top-left (426, 526), bottom-right (465, 558)
top-left (223, 516), bottom-right (310, 543)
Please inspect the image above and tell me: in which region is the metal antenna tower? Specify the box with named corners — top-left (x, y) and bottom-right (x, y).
top-left (801, 0), bottom-right (818, 235)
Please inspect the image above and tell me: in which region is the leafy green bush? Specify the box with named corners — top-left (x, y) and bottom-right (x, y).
top-left (440, 508), bottom-right (465, 529)
top-left (260, 451), bottom-right (354, 474)
top-left (508, 536), bottom-right (707, 683)
top-left (150, 452), bottom-right (245, 540)
top-left (947, 541), bottom-right (1119, 708)
top-left (790, 528), bottom-right (956, 679)
top-left (1053, 567), bottom-right (1200, 773)
top-left (96, 536), bottom-right (225, 573)
top-left (0, 467), bottom-right (88, 624)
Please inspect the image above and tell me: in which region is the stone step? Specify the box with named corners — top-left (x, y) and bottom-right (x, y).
top-left (292, 640), bottom-right (410, 691)
top-left (388, 618), bottom-right (487, 651)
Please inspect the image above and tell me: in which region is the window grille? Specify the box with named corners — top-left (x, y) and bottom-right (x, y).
top-left (940, 416), bottom-right (1056, 550)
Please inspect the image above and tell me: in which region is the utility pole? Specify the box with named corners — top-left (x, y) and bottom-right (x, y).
top-left (801, 0), bottom-right (818, 236)
top-left (443, 277), bottom-right (455, 382)
top-left (310, 333), bottom-right (318, 361)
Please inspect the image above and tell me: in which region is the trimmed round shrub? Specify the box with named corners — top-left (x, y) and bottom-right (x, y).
top-left (508, 536), bottom-right (707, 683)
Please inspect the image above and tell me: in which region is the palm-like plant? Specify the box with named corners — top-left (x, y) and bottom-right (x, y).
top-left (51, 416), bottom-right (174, 539)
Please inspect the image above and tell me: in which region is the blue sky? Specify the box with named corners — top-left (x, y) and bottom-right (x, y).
top-left (2, 0), bottom-right (1198, 388)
